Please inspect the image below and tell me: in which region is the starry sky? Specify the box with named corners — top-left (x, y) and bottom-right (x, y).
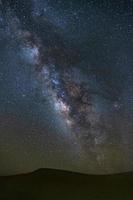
top-left (0, 0), bottom-right (133, 175)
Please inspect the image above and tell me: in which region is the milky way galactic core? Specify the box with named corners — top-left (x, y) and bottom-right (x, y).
top-left (0, 0), bottom-right (133, 175)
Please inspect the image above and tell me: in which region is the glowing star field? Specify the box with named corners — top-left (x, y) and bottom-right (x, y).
top-left (0, 0), bottom-right (133, 175)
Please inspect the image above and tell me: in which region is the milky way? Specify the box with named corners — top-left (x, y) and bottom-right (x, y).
top-left (1, 0), bottom-right (133, 175)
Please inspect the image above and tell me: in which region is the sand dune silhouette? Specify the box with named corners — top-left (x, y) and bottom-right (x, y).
top-left (0, 168), bottom-right (133, 199)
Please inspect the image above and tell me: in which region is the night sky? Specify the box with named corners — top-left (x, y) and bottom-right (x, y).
top-left (0, 0), bottom-right (133, 175)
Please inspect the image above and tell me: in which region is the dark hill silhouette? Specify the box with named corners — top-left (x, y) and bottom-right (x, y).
top-left (0, 168), bottom-right (133, 200)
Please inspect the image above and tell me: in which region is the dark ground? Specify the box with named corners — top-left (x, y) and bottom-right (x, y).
top-left (0, 169), bottom-right (133, 200)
